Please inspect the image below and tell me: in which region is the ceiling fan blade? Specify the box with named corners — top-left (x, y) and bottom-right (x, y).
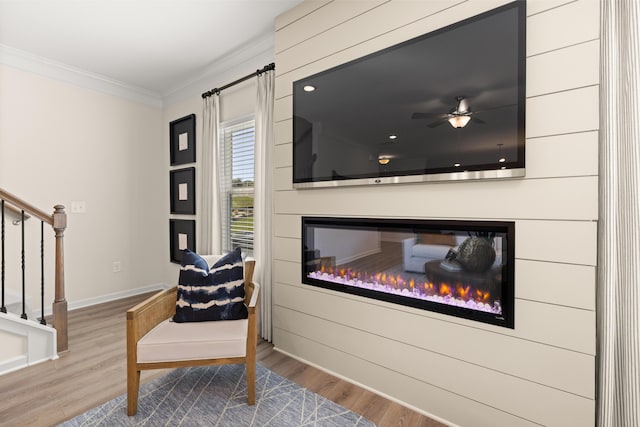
top-left (412, 112), bottom-right (446, 120)
top-left (427, 119), bottom-right (448, 128)
top-left (471, 117), bottom-right (486, 124)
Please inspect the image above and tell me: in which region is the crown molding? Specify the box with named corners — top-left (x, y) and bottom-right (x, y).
top-left (0, 44), bottom-right (163, 108)
top-left (162, 32), bottom-right (275, 107)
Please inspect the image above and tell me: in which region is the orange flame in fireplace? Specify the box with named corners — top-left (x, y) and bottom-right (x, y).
top-left (456, 285), bottom-right (471, 299)
top-left (439, 283), bottom-right (452, 296)
top-left (424, 282), bottom-right (434, 294)
top-left (473, 289), bottom-right (488, 302)
top-left (311, 263), bottom-right (493, 304)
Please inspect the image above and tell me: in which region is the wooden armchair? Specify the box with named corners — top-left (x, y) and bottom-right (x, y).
top-left (126, 257), bottom-right (259, 416)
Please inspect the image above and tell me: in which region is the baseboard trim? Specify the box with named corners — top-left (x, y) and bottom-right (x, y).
top-left (0, 353), bottom-right (59, 376)
top-left (272, 346), bottom-right (458, 427)
top-left (0, 355), bottom-right (28, 376)
top-left (34, 283), bottom-right (171, 317)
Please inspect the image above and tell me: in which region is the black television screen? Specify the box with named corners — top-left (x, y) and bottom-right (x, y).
top-left (293, 1), bottom-right (526, 188)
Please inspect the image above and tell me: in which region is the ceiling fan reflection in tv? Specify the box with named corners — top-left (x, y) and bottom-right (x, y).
top-left (411, 96), bottom-right (516, 129)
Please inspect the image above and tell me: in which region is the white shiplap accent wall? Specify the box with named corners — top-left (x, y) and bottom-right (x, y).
top-left (272, 1), bottom-right (599, 425)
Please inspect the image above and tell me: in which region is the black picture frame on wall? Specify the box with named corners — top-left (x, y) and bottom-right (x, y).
top-left (169, 219), bottom-right (196, 264)
top-left (170, 167), bottom-right (195, 214)
top-left (170, 114), bottom-right (196, 165)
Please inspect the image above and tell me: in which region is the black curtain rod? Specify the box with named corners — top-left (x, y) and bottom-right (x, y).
top-left (201, 62), bottom-right (275, 99)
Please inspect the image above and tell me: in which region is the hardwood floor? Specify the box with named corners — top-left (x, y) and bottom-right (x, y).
top-left (0, 292), bottom-right (444, 427)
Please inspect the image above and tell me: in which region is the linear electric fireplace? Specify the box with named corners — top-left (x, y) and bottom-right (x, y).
top-left (302, 217), bottom-right (515, 328)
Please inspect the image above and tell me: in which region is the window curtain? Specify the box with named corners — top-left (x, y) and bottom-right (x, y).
top-left (200, 94), bottom-right (222, 255)
top-left (254, 69), bottom-right (275, 341)
top-left (597, 1), bottom-right (640, 425)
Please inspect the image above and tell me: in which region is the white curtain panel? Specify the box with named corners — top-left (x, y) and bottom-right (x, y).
top-left (254, 69), bottom-right (275, 341)
top-left (200, 94), bottom-right (222, 255)
top-left (598, 1), bottom-right (640, 425)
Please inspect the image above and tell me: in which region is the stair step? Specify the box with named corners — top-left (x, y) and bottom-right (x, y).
top-left (4, 289), bottom-right (35, 320)
top-left (0, 312), bottom-right (57, 375)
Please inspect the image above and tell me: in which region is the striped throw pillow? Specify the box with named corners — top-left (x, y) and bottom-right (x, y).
top-left (173, 248), bottom-right (247, 322)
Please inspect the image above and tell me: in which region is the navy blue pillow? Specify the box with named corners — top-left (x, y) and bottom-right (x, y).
top-left (181, 249), bottom-right (209, 272)
top-left (173, 248), bottom-right (248, 323)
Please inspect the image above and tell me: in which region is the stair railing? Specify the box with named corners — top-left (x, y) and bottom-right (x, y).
top-left (0, 188), bottom-right (68, 353)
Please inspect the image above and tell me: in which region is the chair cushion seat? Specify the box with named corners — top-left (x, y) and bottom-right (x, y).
top-left (137, 318), bottom-right (248, 363)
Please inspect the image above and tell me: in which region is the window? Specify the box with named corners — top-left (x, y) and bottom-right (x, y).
top-left (220, 118), bottom-right (255, 255)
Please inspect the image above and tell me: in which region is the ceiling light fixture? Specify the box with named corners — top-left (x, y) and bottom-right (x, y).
top-left (303, 85), bottom-right (316, 92)
top-left (448, 115), bottom-right (471, 128)
top-left (388, 134), bottom-right (397, 140)
top-left (454, 163), bottom-right (461, 167)
top-left (378, 157), bottom-right (390, 165)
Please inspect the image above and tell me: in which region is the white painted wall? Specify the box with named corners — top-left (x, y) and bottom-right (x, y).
top-left (314, 228), bottom-right (380, 265)
top-left (273, 1), bottom-right (598, 426)
top-left (0, 64), bottom-right (166, 309)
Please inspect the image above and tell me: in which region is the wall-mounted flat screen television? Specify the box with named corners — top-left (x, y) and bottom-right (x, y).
top-left (293, 1), bottom-right (526, 188)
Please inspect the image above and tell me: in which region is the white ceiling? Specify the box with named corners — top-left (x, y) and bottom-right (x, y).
top-left (0, 0), bottom-right (301, 97)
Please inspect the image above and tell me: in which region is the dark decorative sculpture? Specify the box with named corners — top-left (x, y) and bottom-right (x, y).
top-left (454, 234), bottom-right (497, 273)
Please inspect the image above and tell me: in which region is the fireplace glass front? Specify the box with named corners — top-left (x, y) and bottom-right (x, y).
top-left (302, 217), bottom-right (514, 328)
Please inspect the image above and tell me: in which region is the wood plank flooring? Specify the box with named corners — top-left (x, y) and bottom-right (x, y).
top-left (0, 292), bottom-right (445, 427)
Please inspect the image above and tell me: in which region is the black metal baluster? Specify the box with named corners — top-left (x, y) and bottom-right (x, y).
top-left (40, 221), bottom-right (45, 325)
top-left (1, 200), bottom-right (6, 314)
top-left (21, 210), bottom-right (27, 320)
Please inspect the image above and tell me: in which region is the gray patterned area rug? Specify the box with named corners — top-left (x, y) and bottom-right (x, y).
top-left (59, 363), bottom-right (377, 426)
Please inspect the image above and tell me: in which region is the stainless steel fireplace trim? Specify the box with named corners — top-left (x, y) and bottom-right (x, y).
top-left (293, 168), bottom-right (526, 189)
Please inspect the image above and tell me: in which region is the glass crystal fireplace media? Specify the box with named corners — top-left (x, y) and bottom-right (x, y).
top-left (302, 217), bottom-right (515, 328)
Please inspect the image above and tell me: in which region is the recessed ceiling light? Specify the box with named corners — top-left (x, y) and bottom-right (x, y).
top-left (303, 85), bottom-right (316, 92)
top-left (454, 163), bottom-right (461, 167)
top-left (388, 135), bottom-right (397, 140)
top-left (499, 157), bottom-right (506, 163)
